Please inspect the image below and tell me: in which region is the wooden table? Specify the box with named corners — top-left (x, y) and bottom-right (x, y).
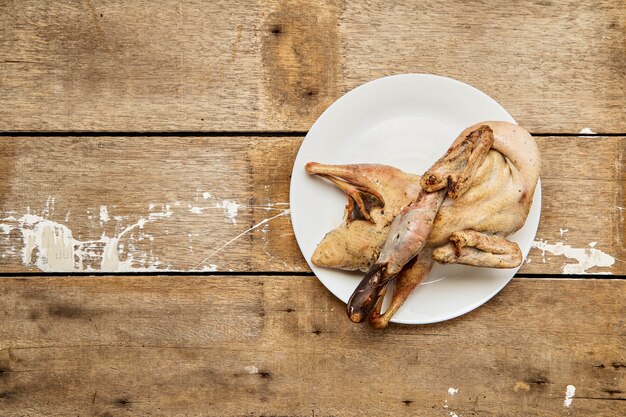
top-left (1, 1), bottom-right (624, 416)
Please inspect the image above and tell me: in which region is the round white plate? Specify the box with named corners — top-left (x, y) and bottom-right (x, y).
top-left (290, 74), bottom-right (541, 324)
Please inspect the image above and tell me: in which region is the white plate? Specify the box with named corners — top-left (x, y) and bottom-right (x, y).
top-left (290, 74), bottom-right (541, 324)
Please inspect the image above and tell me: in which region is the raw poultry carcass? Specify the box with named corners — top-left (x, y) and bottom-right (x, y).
top-left (306, 121), bottom-right (540, 328)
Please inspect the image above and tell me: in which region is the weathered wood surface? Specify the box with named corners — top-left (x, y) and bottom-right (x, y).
top-left (0, 276), bottom-right (623, 416)
top-left (1, 0), bottom-right (624, 133)
top-left (0, 135), bottom-right (623, 274)
top-left (1, 1), bottom-right (624, 417)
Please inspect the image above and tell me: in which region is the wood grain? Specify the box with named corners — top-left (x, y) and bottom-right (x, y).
top-left (0, 136), bottom-right (623, 274)
top-left (0, 276), bottom-right (623, 416)
top-left (1, 0), bottom-right (624, 132)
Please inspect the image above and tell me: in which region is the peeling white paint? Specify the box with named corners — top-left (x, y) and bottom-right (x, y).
top-left (191, 191), bottom-right (289, 226)
top-left (559, 228), bottom-right (569, 237)
top-left (8, 207), bottom-right (171, 272)
top-left (201, 264), bottom-right (218, 272)
top-left (579, 127), bottom-right (596, 134)
top-left (217, 200), bottom-right (240, 224)
top-left (99, 206), bottom-right (109, 223)
top-left (448, 388), bottom-right (459, 396)
top-left (190, 202), bottom-right (288, 216)
top-left (19, 214), bottom-right (75, 272)
top-left (244, 365), bottom-right (259, 375)
top-left (448, 413), bottom-right (459, 417)
top-left (148, 205), bottom-right (172, 219)
top-left (43, 196), bottom-right (55, 216)
top-left (564, 384), bottom-right (575, 407)
top-left (4, 193), bottom-right (291, 273)
top-left (100, 218), bottom-right (151, 272)
top-left (533, 240), bottom-right (615, 274)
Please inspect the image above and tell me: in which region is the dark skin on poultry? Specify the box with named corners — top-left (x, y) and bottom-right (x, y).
top-left (305, 121), bottom-right (541, 328)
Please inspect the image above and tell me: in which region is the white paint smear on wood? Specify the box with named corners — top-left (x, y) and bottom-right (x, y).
top-left (244, 365), bottom-right (259, 375)
top-left (200, 264), bottom-right (218, 272)
top-left (148, 205), bottom-right (173, 219)
top-left (217, 200), bottom-right (240, 224)
top-left (448, 388), bottom-right (459, 396)
top-left (99, 205), bottom-right (109, 223)
top-left (43, 196), bottom-right (55, 216)
top-left (188, 191), bottom-right (288, 224)
top-left (15, 211), bottom-right (165, 272)
top-left (187, 199), bottom-right (241, 223)
top-left (2, 192), bottom-right (292, 273)
top-left (20, 214), bottom-right (75, 272)
top-left (1, 194), bottom-right (172, 272)
top-left (579, 127), bottom-right (596, 134)
top-left (533, 240), bottom-right (615, 274)
top-left (564, 384), bottom-right (576, 407)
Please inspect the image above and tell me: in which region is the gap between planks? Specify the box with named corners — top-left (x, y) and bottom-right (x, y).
top-left (1, 131), bottom-right (626, 137)
top-left (0, 272), bottom-right (624, 279)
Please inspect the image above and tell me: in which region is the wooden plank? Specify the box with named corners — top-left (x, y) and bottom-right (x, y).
top-left (0, 135), bottom-right (303, 273)
top-left (0, 136), bottom-right (624, 274)
top-left (1, 0), bottom-right (624, 133)
top-left (0, 276), bottom-right (623, 416)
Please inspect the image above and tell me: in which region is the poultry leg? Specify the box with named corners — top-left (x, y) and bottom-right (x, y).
top-left (347, 189), bottom-right (445, 323)
top-left (432, 229), bottom-right (522, 268)
top-left (369, 248), bottom-right (434, 329)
